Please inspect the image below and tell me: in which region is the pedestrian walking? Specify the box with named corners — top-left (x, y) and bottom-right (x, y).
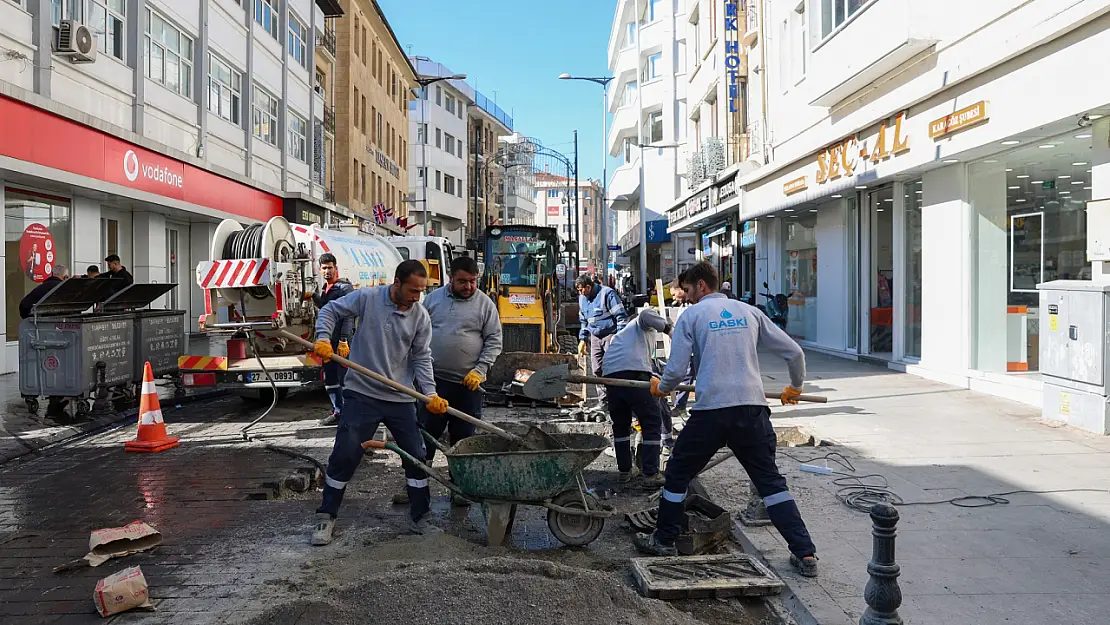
top-left (310, 260), bottom-right (449, 545)
top-left (392, 256), bottom-right (502, 506)
top-left (601, 308), bottom-right (672, 488)
top-left (311, 253), bottom-right (355, 426)
top-left (576, 274), bottom-right (628, 406)
top-left (637, 261), bottom-right (819, 577)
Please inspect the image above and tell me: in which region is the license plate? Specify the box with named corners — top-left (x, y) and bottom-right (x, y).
top-left (248, 371), bottom-right (297, 383)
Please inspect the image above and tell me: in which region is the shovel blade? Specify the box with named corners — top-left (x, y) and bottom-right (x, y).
top-left (521, 364), bottom-right (571, 401)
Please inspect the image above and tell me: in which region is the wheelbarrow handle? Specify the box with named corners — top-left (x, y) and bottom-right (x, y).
top-left (360, 439), bottom-right (467, 498)
top-left (281, 330), bottom-right (524, 444)
top-left (568, 374), bottom-right (827, 404)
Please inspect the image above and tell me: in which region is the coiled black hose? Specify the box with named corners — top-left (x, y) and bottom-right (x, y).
top-left (222, 224), bottom-right (270, 299)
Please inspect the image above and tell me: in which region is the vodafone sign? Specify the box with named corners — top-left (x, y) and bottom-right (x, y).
top-left (0, 95), bottom-right (280, 222)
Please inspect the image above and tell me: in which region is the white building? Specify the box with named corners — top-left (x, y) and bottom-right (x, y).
top-left (729, 0), bottom-right (1110, 421)
top-left (498, 133), bottom-right (537, 225)
top-left (606, 0), bottom-right (688, 288)
top-left (408, 56), bottom-right (468, 245)
top-left (534, 174), bottom-right (602, 273)
top-left (0, 0), bottom-right (343, 372)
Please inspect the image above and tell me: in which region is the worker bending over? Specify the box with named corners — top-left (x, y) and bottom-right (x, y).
top-left (310, 260), bottom-right (449, 545)
top-left (394, 256), bottom-right (503, 506)
top-left (312, 253), bottom-right (354, 426)
top-left (601, 308), bottom-right (672, 488)
top-left (639, 261), bottom-right (818, 577)
top-left (576, 274), bottom-right (628, 405)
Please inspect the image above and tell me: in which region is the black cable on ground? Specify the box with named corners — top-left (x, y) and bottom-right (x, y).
top-left (781, 450), bottom-right (1109, 513)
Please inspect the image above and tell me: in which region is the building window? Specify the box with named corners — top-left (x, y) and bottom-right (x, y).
top-left (457, 141), bottom-right (463, 158)
top-left (676, 40), bottom-right (686, 75)
top-left (435, 86), bottom-right (442, 106)
top-left (361, 26), bottom-right (367, 66)
top-left (435, 128), bottom-right (442, 149)
top-left (457, 103), bottom-right (464, 120)
top-left (444, 133), bottom-right (455, 155)
top-left (208, 54), bottom-right (242, 125)
top-left (360, 163), bottom-right (367, 203)
top-left (547, 190), bottom-right (558, 198)
top-left (625, 22), bottom-right (636, 48)
top-left (314, 68), bottom-right (326, 96)
top-left (254, 0), bottom-right (279, 40)
top-left (50, 0), bottom-right (82, 25)
top-left (252, 85), bottom-right (279, 145)
top-left (5, 189), bottom-right (72, 338)
top-left (645, 53), bottom-right (663, 81)
top-left (646, 0), bottom-right (662, 22)
top-left (352, 88), bottom-right (360, 129)
top-left (435, 170), bottom-right (441, 191)
top-left (362, 96), bottom-right (368, 134)
top-left (418, 123), bottom-right (427, 144)
top-left (417, 167), bottom-right (426, 183)
top-left (288, 111), bottom-right (307, 162)
top-left (444, 175), bottom-right (455, 196)
top-left (821, 0), bottom-right (869, 39)
top-left (89, 0), bottom-right (125, 60)
top-left (376, 111), bottom-right (383, 145)
top-left (445, 94), bottom-right (456, 115)
top-left (288, 13), bottom-right (308, 69)
top-left (646, 110), bottom-right (663, 143)
top-left (145, 9), bottom-right (193, 98)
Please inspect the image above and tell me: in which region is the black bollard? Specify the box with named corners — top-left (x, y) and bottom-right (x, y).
top-left (860, 503), bottom-right (903, 625)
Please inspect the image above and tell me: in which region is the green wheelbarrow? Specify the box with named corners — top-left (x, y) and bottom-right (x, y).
top-left (363, 431), bottom-right (616, 547)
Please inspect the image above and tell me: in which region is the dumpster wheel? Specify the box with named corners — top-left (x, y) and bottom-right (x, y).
top-left (547, 489), bottom-right (605, 546)
top-left (25, 398), bottom-right (39, 414)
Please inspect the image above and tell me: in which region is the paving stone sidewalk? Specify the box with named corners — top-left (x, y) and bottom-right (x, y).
top-left (700, 351), bottom-right (1110, 625)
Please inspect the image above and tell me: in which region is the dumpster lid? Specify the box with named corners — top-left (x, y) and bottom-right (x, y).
top-left (101, 283), bottom-right (178, 312)
top-left (29, 278), bottom-right (128, 316)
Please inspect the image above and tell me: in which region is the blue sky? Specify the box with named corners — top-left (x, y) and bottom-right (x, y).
top-left (377, 0), bottom-right (616, 182)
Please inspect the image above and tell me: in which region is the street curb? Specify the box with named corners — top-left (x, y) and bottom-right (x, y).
top-left (0, 390), bottom-right (227, 466)
top-left (730, 521), bottom-right (820, 625)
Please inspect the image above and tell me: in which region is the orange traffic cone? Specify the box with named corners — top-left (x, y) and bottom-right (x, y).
top-left (125, 362), bottom-right (180, 453)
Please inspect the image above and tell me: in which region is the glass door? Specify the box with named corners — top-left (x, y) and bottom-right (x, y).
top-left (904, 180), bottom-right (924, 360)
top-left (846, 195), bottom-right (859, 351)
top-left (166, 228), bottom-right (180, 310)
top-left (868, 186), bottom-right (895, 358)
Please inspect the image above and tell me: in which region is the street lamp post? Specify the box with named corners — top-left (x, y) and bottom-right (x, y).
top-left (558, 74), bottom-right (613, 276)
top-left (415, 72), bottom-right (466, 236)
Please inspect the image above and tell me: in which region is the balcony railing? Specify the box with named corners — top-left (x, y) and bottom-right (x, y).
top-left (323, 105), bottom-right (336, 134)
top-left (317, 27), bottom-right (337, 56)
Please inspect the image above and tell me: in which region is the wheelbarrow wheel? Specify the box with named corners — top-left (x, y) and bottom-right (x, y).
top-left (547, 490), bottom-right (604, 547)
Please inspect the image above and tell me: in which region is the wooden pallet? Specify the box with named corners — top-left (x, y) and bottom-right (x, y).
top-left (630, 553), bottom-right (785, 600)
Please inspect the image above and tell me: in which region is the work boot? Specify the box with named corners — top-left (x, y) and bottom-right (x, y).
top-left (311, 513), bottom-right (335, 546)
top-left (641, 472), bottom-right (665, 490)
top-left (619, 466), bottom-right (641, 486)
top-left (392, 489), bottom-right (409, 505)
top-left (790, 554), bottom-right (819, 578)
top-left (633, 532), bottom-right (677, 556)
top-left (318, 412), bottom-right (339, 427)
top-left (408, 512), bottom-right (442, 535)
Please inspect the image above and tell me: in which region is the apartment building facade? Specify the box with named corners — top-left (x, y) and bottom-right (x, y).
top-left (407, 57), bottom-right (468, 244)
top-left (534, 174), bottom-right (601, 274)
top-left (333, 0), bottom-right (414, 229)
top-left (606, 0), bottom-right (688, 290)
top-left (727, 0), bottom-right (1110, 423)
top-left (465, 90), bottom-right (512, 242)
top-left (0, 0), bottom-right (342, 372)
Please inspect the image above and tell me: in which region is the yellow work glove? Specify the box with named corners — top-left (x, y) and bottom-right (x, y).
top-left (781, 385), bottom-right (803, 406)
top-left (650, 377), bottom-right (668, 398)
top-left (577, 340), bottom-right (588, 357)
top-left (313, 339), bottom-right (334, 362)
top-left (426, 394), bottom-right (449, 415)
top-left (462, 370), bottom-right (484, 391)
top-left (337, 341), bottom-right (350, 358)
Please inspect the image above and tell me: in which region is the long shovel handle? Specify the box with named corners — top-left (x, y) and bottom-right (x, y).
top-left (280, 331), bottom-right (521, 444)
top-left (567, 373), bottom-right (828, 404)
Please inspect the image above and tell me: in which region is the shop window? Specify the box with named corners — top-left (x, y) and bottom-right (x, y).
top-left (145, 8), bottom-right (193, 98)
top-left (5, 189), bottom-right (72, 338)
top-left (971, 134), bottom-right (1092, 374)
top-left (782, 215), bottom-right (818, 343)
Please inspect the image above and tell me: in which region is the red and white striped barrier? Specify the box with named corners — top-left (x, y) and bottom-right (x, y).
top-left (197, 258), bottom-right (271, 289)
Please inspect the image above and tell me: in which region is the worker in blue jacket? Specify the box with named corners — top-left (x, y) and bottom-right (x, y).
top-left (639, 261), bottom-right (818, 578)
top-left (576, 274), bottom-right (628, 405)
top-left (312, 253), bottom-right (355, 426)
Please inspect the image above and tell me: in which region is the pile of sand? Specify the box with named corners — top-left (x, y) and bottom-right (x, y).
top-left (245, 556), bottom-right (711, 625)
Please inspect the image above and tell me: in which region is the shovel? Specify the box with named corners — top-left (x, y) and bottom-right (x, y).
top-left (279, 331), bottom-right (563, 450)
top-left (521, 364), bottom-right (828, 404)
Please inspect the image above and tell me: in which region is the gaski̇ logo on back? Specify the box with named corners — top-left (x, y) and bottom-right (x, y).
top-left (709, 307), bottom-right (749, 330)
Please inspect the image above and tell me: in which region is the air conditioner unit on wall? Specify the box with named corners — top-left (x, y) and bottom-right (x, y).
top-left (56, 20), bottom-right (97, 64)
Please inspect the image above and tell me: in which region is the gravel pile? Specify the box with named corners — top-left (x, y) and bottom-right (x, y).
top-left (245, 556), bottom-right (712, 625)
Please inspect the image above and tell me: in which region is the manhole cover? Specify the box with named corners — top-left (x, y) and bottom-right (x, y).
top-left (630, 554), bottom-right (784, 600)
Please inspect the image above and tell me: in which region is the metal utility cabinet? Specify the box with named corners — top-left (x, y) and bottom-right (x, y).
top-left (1038, 281), bottom-right (1110, 434)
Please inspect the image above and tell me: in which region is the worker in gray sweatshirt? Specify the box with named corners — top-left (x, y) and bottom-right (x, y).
top-left (600, 308), bottom-right (673, 489)
top-left (393, 255), bottom-right (503, 506)
top-left (638, 261), bottom-right (818, 578)
top-left (309, 260), bottom-right (450, 545)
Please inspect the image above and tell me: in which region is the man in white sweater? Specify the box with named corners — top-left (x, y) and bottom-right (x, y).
top-left (638, 261), bottom-right (818, 578)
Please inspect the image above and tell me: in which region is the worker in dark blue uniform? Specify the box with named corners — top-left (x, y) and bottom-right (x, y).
top-left (638, 261), bottom-right (819, 578)
top-left (311, 253), bottom-right (355, 426)
top-left (576, 274), bottom-right (628, 406)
